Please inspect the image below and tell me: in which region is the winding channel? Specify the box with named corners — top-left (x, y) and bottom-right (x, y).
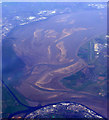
top-left (2, 10), bottom-right (107, 119)
top-left (2, 79), bottom-right (107, 119)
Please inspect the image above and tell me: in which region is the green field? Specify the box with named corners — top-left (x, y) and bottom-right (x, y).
top-left (61, 36), bottom-right (107, 96)
top-left (2, 84), bottom-right (28, 118)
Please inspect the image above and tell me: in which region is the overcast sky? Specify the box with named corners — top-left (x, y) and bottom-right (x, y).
top-left (2, 0), bottom-right (108, 2)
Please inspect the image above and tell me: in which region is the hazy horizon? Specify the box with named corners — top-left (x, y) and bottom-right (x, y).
top-left (2, 0), bottom-right (108, 2)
